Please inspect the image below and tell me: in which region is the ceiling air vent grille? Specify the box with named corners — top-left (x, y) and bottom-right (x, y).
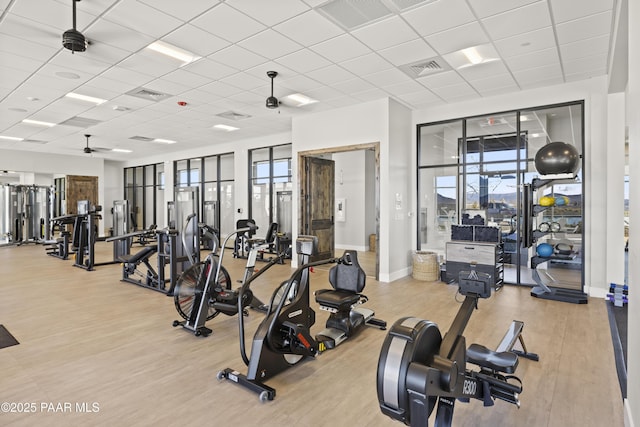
top-left (129, 136), bottom-right (155, 142)
top-left (399, 57), bottom-right (451, 79)
top-left (216, 111), bottom-right (252, 121)
top-left (59, 116), bottom-right (103, 127)
top-left (125, 87), bottom-right (172, 102)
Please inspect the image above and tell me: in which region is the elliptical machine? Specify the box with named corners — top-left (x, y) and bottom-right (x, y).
top-left (377, 269), bottom-right (537, 427)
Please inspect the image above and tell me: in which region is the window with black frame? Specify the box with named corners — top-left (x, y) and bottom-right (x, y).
top-left (124, 163), bottom-right (164, 230)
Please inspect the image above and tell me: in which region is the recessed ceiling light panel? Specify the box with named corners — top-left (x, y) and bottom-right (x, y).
top-left (213, 124), bottom-right (239, 132)
top-left (22, 119), bottom-right (56, 127)
top-left (65, 92), bottom-right (107, 105)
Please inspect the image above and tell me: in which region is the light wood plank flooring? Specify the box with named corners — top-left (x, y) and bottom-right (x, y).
top-left (0, 242), bottom-right (623, 426)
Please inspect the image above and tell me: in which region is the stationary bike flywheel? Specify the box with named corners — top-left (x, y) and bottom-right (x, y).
top-left (174, 261), bottom-right (231, 321)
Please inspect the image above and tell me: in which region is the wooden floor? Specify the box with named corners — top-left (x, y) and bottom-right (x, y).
top-left (0, 242), bottom-right (623, 427)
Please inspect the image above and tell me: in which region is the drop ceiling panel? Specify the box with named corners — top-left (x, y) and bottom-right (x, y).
top-left (467, 0), bottom-right (540, 19)
top-left (482, 2), bottom-right (552, 41)
top-left (103, 1), bottom-right (184, 38)
top-left (209, 45), bottom-right (268, 72)
top-left (331, 77), bottom-right (375, 94)
top-left (278, 74), bottom-right (325, 92)
top-left (199, 81), bottom-right (246, 98)
top-left (161, 69), bottom-right (212, 90)
top-left (382, 79), bottom-right (426, 96)
top-left (378, 39), bottom-right (437, 66)
top-left (425, 22), bottom-right (490, 55)
top-left (563, 52), bottom-right (608, 76)
top-left (494, 27), bottom-right (557, 58)
top-left (190, 4), bottom-right (266, 43)
top-left (48, 49), bottom-right (118, 77)
top-left (85, 20), bottom-right (155, 53)
top-left (10, 0), bottom-right (81, 32)
top-left (245, 61), bottom-right (297, 81)
top-left (351, 16), bottom-right (419, 51)
top-left (306, 64), bottom-right (356, 85)
top-left (220, 72), bottom-right (267, 91)
top-left (339, 52), bottom-right (393, 76)
top-left (117, 53), bottom-right (180, 78)
top-left (457, 61), bottom-right (511, 81)
top-left (430, 82), bottom-right (478, 101)
top-left (468, 73), bottom-right (519, 92)
top-left (417, 70), bottom-right (466, 89)
top-left (0, 33), bottom-right (59, 61)
top-left (504, 47), bottom-right (561, 72)
top-left (146, 78), bottom-right (192, 98)
top-left (274, 10), bottom-right (344, 46)
top-left (512, 63), bottom-right (563, 86)
top-left (560, 34), bottom-right (610, 62)
top-left (362, 67), bottom-right (412, 86)
top-left (396, 89), bottom-right (441, 105)
top-left (0, 52), bottom-right (41, 75)
top-left (99, 66), bottom-right (155, 87)
top-left (137, 0), bottom-right (220, 22)
top-left (182, 58), bottom-right (237, 80)
top-left (227, 0), bottom-right (310, 26)
top-left (310, 34), bottom-right (372, 63)
top-left (238, 29), bottom-right (302, 59)
top-left (163, 24), bottom-right (231, 57)
top-left (550, 0), bottom-right (614, 23)
top-left (401, 0), bottom-right (475, 36)
top-left (276, 49), bottom-right (332, 73)
top-left (0, 14), bottom-right (62, 50)
top-left (555, 11), bottom-right (613, 45)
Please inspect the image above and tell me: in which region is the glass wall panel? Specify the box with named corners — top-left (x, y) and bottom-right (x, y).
top-left (204, 156), bottom-right (217, 181)
top-left (418, 121), bottom-right (463, 167)
top-left (220, 153), bottom-right (234, 181)
top-left (418, 165), bottom-right (458, 252)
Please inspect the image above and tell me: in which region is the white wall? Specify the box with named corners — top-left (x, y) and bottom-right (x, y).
top-left (334, 150), bottom-right (367, 251)
top-left (0, 148), bottom-right (107, 234)
top-left (292, 98), bottom-right (413, 281)
top-left (412, 77), bottom-right (611, 297)
top-left (103, 160), bottom-right (125, 232)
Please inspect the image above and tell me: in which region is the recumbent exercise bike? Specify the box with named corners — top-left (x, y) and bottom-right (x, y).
top-left (377, 269), bottom-right (537, 427)
top-left (218, 236), bottom-right (386, 401)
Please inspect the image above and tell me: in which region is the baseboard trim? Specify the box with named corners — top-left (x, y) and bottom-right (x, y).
top-left (624, 398), bottom-right (634, 427)
top-left (334, 244), bottom-right (369, 252)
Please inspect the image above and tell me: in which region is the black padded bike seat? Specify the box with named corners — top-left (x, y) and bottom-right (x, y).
top-left (315, 289), bottom-right (361, 311)
top-left (467, 343), bottom-right (519, 374)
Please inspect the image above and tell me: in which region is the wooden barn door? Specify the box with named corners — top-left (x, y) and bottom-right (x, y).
top-left (301, 157), bottom-right (334, 261)
top-left (66, 175), bottom-right (98, 214)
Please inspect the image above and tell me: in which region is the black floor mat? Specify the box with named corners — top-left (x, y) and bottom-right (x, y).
top-left (607, 302), bottom-right (627, 398)
top-left (0, 325), bottom-right (19, 349)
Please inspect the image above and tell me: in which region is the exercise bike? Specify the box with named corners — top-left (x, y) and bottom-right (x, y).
top-left (218, 237), bottom-right (386, 401)
top-left (377, 269), bottom-right (538, 427)
top-left (172, 222), bottom-right (286, 337)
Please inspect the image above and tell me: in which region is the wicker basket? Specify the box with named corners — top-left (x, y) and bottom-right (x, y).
top-left (412, 251), bottom-right (439, 281)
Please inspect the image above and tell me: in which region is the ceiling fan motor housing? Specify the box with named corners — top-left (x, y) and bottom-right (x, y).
top-left (266, 96), bottom-right (279, 109)
top-left (63, 28), bottom-right (87, 52)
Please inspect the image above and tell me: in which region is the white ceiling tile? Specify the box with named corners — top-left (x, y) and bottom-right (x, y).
top-left (238, 29), bottom-right (302, 59)
top-left (468, 73), bottom-right (519, 92)
top-left (555, 11), bottom-right (613, 45)
top-left (430, 82), bottom-right (478, 100)
top-left (563, 53), bottom-right (608, 76)
top-left (191, 4), bottom-right (266, 43)
top-left (83, 77), bottom-right (138, 97)
top-left (10, 0), bottom-right (84, 32)
top-left (518, 75), bottom-right (564, 90)
top-left (494, 27), bottom-right (557, 58)
top-left (137, 0), bottom-right (220, 22)
top-left (161, 69), bottom-right (212, 90)
top-left (279, 74), bottom-right (325, 92)
top-left (417, 70), bottom-right (465, 89)
top-left (103, 0), bottom-right (183, 38)
top-left (305, 85), bottom-right (347, 101)
top-left (228, 90), bottom-right (265, 105)
top-left (512, 63), bottom-right (563, 85)
top-left (226, 0), bottom-right (309, 26)
top-left (457, 61), bottom-right (511, 81)
top-left (425, 22), bottom-right (490, 55)
top-left (306, 65), bottom-right (356, 86)
top-left (0, 52), bottom-right (42, 74)
top-left (550, 0), bottom-right (614, 24)
top-left (479, 85), bottom-right (522, 97)
top-left (310, 34), bottom-right (372, 63)
top-left (163, 24), bottom-right (230, 57)
top-left (352, 16), bottom-right (418, 50)
top-left (378, 39), bottom-right (437, 66)
top-left (117, 51), bottom-right (180, 78)
top-left (209, 45), bottom-right (268, 72)
top-left (362, 68), bottom-right (411, 87)
top-left (0, 33), bottom-right (58, 61)
top-left (199, 81), bottom-right (245, 98)
top-left (560, 34), bottom-right (610, 62)
top-left (182, 58), bottom-right (238, 80)
top-left (382, 80), bottom-right (427, 96)
top-left (220, 72), bottom-right (267, 91)
top-left (467, 0), bottom-right (540, 19)
top-left (565, 67), bottom-right (607, 82)
top-left (245, 61), bottom-right (297, 81)
top-left (146, 78), bottom-right (192, 97)
top-left (482, 2), bottom-right (552, 40)
top-left (396, 89), bottom-right (442, 105)
top-left (504, 47), bottom-right (561, 72)
top-left (331, 78), bottom-right (375, 94)
top-left (276, 49), bottom-right (332, 73)
top-left (339, 53), bottom-right (393, 76)
top-left (86, 19), bottom-right (155, 53)
top-left (99, 66), bottom-right (155, 87)
top-left (274, 10), bottom-right (344, 46)
top-left (0, 14), bottom-right (61, 51)
top-left (402, 0), bottom-right (475, 36)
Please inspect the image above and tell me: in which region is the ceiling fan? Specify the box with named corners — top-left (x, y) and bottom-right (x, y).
top-left (265, 71), bottom-right (279, 109)
top-left (62, 0), bottom-right (88, 53)
top-left (83, 134), bottom-right (105, 154)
